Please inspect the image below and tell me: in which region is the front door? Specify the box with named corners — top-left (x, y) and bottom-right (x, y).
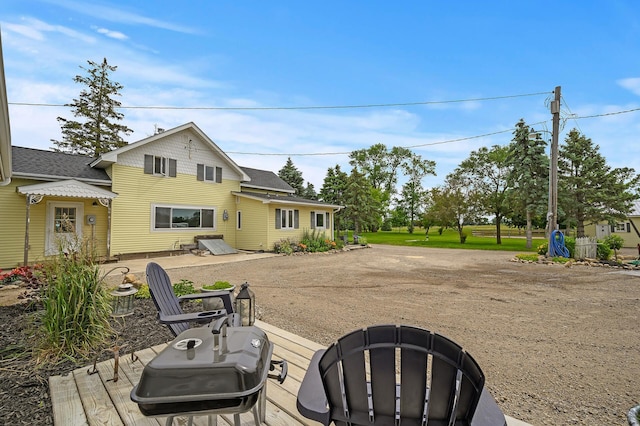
top-left (595, 224), bottom-right (610, 239)
top-left (46, 201), bottom-right (84, 255)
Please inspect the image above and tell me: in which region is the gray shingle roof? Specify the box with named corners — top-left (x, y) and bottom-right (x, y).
top-left (12, 146), bottom-right (111, 183)
top-left (240, 166), bottom-right (294, 193)
top-left (234, 191), bottom-right (341, 208)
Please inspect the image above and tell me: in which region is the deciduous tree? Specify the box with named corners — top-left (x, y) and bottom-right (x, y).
top-left (455, 145), bottom-right (512, 244)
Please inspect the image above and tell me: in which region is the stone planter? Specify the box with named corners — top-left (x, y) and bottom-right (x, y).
top-left (201, 285), bottom-right (235, 311)
top-left (629, 405), bottom-right (640, 426)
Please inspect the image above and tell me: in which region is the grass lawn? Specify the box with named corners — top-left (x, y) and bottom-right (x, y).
top-left (354, 226), bottom-right (546, 252)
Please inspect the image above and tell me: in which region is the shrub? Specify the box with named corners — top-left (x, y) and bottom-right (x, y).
top-left (537, 242), bottom-right (548, 255)
top-left (135, 284), bottom-right (151, 299)
top-left (172, 279), bottom-right (196, 296)
top-left (39, 246), bottom-right (112, 362)
top-left (564, 237), bottom-right (576, 258)
top-left (596, 240), bottom-right (612, 261)
top-left (273, 238), bottom-right (295, 254)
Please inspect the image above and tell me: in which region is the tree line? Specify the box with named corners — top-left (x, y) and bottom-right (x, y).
top-left (279, 118), bottom-right (640, 249)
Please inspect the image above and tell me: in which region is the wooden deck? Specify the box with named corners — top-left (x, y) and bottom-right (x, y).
top-left (49, 321), bottom-right (529, 426)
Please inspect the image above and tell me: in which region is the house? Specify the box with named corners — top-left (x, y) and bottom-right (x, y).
top-left (584, 200), bottom-right (640, 249)
top-left (0, 122), bottom-right (341, 268)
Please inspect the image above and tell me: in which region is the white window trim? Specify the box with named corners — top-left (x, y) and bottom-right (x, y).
top-left (153, 156), bottom-right (168, 176)
top-left (313, 211), bottom-right (328, 229)
top-left (151, 203), bottom-right (217, 232)
top-left (281, 208), bottom-right (295, 229)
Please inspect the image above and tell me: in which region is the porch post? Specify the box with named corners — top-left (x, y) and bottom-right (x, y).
top-left (23, 195), bottom-right (30, 266)
top-left (106, 199), bottom-right (112, 261)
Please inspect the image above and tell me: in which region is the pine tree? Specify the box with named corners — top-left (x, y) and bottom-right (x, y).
top-left (278, 157), bottom-right (305, 195)
top-left (558, 129), bottom-right (640, 237)
top-left (507, 119), bottom-right (549, 248)
top-left (52, 58), bottom-right (132, 157)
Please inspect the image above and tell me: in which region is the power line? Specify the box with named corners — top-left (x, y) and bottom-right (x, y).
top-left (227, 120), bottom-right (552, 157)
top-left (7, 91), bottom-right (550, 111)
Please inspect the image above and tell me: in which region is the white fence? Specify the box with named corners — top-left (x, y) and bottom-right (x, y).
top-left (574, 237), bottom-right (597, 259)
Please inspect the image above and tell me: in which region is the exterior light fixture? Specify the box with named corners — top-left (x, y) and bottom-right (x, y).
top-left (234, 282), bottom-right (255, 326)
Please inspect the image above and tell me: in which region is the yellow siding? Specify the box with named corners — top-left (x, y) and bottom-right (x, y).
top-left (266, 205), bottom-right (334, 250)
top-left (235, 197), bottom-right (269, 251)
top-left (110, 164), bottom-right (241, 255)
top-left (0, 178), bottom-right (109, 268)
top-left (0, 179), bottom-right (29, 268)
top-left (584, 220), bottom-right (640, 248)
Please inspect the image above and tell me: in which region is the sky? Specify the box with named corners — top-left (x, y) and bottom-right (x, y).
top-left (1, 1), bottom-right (640, 191)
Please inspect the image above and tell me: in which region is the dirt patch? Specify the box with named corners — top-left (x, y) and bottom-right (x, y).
top-left (2, 245), bottom-right (639, 425)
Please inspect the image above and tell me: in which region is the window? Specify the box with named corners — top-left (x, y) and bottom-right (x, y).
top-left (54, 207), bottom-right (77, 233)
top-left (154, 156), bottom-right (166, 175)
top-left (311, 211), bottom-right (330, 229)
top-left (275, 208), bottom-right (299, 229)
top-left (615, 222), bottom-right (630, 232)
top-left (237, 211), bottom-right (242, 230)
top-left (197, 164), bottom-right (223, 183)
top-left (144, 155), bottom-right (177, 177)
top-left (153, 205), bottom-right (216, 230)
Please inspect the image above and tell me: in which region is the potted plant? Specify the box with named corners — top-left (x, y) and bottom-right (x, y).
top-left (629, 405), bottom-right (640, 426)
top-left (201, 281), bottom-right (235, 311)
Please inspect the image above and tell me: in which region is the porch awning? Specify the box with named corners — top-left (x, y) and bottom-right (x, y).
top-left (17, 179), bottom-right (118, 199)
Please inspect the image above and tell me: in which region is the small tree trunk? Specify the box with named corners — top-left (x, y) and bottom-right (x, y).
top-left (525, 209), bottom-right (532, 249)
top-left (495, 215), bottom-right (502, 245)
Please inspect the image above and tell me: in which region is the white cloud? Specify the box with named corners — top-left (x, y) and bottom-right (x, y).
top-left (3, 17), bottom-right (96, 44)
top-left (617, 77), bottom-right (640, 96)
top-left (95, 27), bottom-right (128, 40)
top-left (41, 0), bottom-right (199, 34)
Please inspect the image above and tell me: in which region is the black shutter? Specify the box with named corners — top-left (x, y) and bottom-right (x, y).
top-left (310, 211), bottom-right (315, 229)
top-left (144, 155), bottom-right (153, 174)
top-left (611, 225), bottom-right (615, 233)
top-left (275, 209), bottom-right (281, 229)
top-left (216, 167), bottom-right (222, 183)
top-left (294, 210), bottom-right (299, 229)
top-left (169, 159), bottom-right (177, 177)
top-left (627, 223), bottom-right (631, 233)
top-left (197, 164), bottom-right (204, 181)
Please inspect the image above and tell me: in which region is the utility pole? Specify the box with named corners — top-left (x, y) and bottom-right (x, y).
top-left (548, 86), bottom-right (561, 252)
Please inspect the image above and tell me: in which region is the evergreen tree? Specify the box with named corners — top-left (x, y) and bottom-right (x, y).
top-left (343, 169), bottom-right (380, 234)
top-left (52, 58), bottom-right (132, 157)
top-left (507, 119), bottom-right (549, 248)
top-left (320, 165), bottom-right (349, 233)
top-left (558, 129), bottom-right (640, 237)
top-left (302, 182), bottom-right (318, 200)
top-left (278, 157), bottom-right (305, 195)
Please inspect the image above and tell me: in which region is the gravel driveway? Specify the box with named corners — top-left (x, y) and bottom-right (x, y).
top-left (149, 244), bottom-right (640, 425)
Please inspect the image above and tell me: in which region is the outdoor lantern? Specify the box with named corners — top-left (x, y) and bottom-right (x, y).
top-left (234, 282), bottom-right (255, 326)
top-left (110, 283), bottom-right (138, 317)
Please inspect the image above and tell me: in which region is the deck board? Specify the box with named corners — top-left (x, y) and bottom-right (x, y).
top-left (50, 320), bottom-right (526, 426)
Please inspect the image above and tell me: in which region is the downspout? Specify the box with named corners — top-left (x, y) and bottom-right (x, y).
top-left (333, 206), bottom-right (344, 241)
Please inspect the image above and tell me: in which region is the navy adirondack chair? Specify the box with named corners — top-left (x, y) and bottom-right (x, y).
top-left (145, 262), bottom-right (237, 337)
top-left (297, 324), bottom-right (506, 426)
